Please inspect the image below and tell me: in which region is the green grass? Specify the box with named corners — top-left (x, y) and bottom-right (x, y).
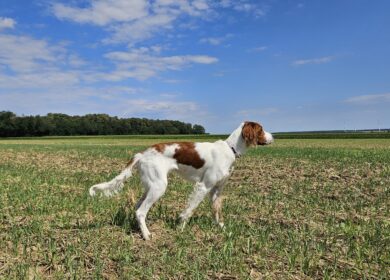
top-left (0, 137), bottom-right (389, 279)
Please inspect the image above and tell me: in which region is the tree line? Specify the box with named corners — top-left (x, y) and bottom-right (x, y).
top-left (0, 111), bottom-right (206, 137)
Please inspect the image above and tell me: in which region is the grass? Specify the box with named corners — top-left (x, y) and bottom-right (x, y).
top-left (0, 136), bottom-right (389, 279)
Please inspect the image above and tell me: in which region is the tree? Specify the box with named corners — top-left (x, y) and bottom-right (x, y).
top-left (0, 111), bottom-right (16, 137)
top-left (0, 111), bottom-right (207, 137)
top-left (192, 124), bottom-right (205, 134)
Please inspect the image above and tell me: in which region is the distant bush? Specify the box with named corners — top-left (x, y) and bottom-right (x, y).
top-left (0, 111), bottom-right (206, 137)
top-left (274, 132), bottom-right (390, 139)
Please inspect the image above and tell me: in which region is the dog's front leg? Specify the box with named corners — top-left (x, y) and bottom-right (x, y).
top-left (210, 173), bottom-right (230, 228)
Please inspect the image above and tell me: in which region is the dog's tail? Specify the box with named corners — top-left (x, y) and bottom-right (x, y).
top-left (89, 153), bottom-right (142, 197)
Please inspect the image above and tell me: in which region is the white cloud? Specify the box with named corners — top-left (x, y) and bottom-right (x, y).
top-left (292, 56), bottom-right (334, 66)
top-left (67, 54), bottom-right (87, 68)
top-left (192, 0), bottom-right (209, 10)
top-left (218, 1), bottom-right (268, 17)
top-left (344, 93), bottom-right (390, 105)
top-left (0, 33), bottom-right (90, 91)
top-left (153, 0), bottom-right (210, 17)
top-left (0, 32), bottom-right (217, 90)
top-left (199, 34), bottom-right (233, 46)
top-left (52, 0), bottom-right (149, 26)
top-left (0, 32), bottom-right (213, 122)
top-left (52, 0), bottom-right (214, 45)
top-left (52, 0), bottom-right (265, 45)
top-left (219, 0), bottom-right (232, 8)
top-left (199, 37), bottom-right (223, 45)
top-left (234, 3), bottom-right (254, 12)
top-left (160, 93), bottom-right (180, 98)
top-left (123, 99), bottom-right (198, 114)
top-left (0, 34), bottom-right (54, 72)
top-left (0, 86), bottom-right (142, 115)
top-left (105, 13), bottom-right (175, 44)
top-left (1, 84), bottom-right (209, 126)
top-left (0, 72), bottom-right (80, 89)
top-left (119, 98), bottom-right (211, 123)
top-left (118, 0), bottom-right (210, 43)
top-left (0, 17), bottom-right (16, 30)
top-left (101, 46), bottom-right (218, 80)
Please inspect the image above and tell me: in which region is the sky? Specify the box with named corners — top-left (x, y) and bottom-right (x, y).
top-left (0, 0), bottom-right (389, 133)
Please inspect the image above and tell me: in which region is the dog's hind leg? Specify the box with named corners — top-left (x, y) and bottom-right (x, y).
top-left (210, 174), bottom-right (230, 228)
top-left (135, 178), bottom-right (167, 240)
top-left (210, 185), bottom-right (225, 228)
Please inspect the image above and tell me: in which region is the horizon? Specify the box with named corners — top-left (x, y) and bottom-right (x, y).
top-left (2, 110), bottom-right (390, 134)
top-left (1, 1), bottom-right (389, 133)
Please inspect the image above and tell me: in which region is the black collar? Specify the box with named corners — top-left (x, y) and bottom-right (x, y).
top-left (231, 146), bottom-right (240, 158)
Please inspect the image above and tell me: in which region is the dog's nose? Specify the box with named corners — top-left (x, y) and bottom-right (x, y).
top-left (264, 131), bottom-right (274, 144)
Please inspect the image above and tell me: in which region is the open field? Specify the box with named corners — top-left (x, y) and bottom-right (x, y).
top-left (0, 136), bottom-right (389, 279)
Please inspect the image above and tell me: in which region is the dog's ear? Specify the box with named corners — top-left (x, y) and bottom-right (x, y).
top-left (241, 121), bottom-right (262, 146)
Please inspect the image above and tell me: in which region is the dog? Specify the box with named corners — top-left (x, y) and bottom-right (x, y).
top-left (89, 121), bottom-right (273, 240)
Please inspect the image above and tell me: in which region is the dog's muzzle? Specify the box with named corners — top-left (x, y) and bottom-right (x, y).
top-left (263, 131), bottom-right (274, 145)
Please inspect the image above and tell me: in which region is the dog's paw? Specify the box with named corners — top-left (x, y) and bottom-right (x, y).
top-left (89, 186), bottom-right (97, 197)
top-left (141, 231), bottom-right (151, 240)
top-left (143, 233), bottom-right (151, 241)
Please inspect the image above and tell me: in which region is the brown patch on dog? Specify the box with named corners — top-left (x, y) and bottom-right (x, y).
top-left (173, 142), bottom-right (205, 169)
top-left (152, 143), bottom-right (167, 153)
top-left (151, 142), bottom-right (205, 168)
top-left (242, 121), bottom-right (267, 146)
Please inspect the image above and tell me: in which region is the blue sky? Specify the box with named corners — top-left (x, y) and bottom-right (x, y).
top-left (0, 0), bottom-right (389, 133)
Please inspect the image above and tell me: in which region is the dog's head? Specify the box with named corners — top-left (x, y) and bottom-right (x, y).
top-left (241, 121), bottom-right (273, 147)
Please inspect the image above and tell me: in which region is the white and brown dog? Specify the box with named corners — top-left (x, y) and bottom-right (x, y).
top-left (89, 121), bottom-right (273, 240)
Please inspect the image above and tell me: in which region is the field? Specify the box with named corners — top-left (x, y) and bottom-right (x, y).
top-left (0, 136), bottom-right (389, 279)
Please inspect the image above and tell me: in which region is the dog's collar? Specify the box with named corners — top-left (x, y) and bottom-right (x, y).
top-left (231, 146), bottom-right (240, 158)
